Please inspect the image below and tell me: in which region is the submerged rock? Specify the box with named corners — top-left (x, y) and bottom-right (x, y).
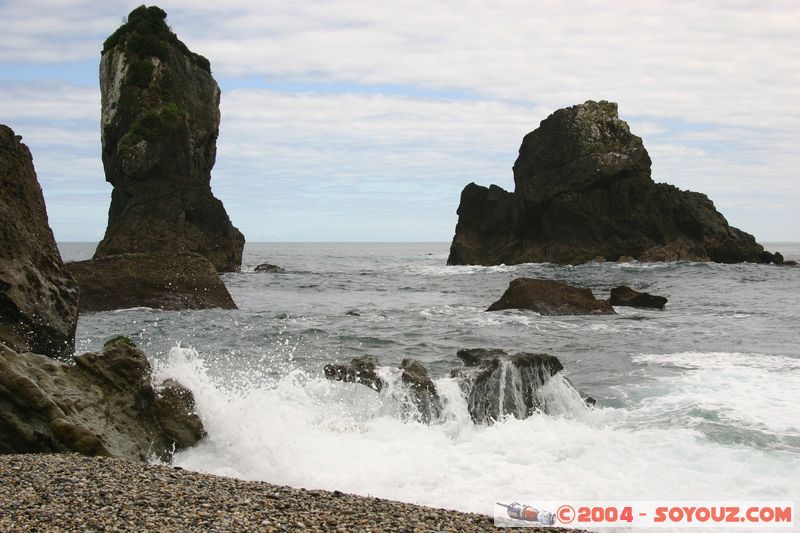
top-left (609, 286), bottom-right (667, 309)
top-left (487, 278), bottom-right (615, 315)
top-left (0, 125), bottom-right (79, 358)
top-left (448, 100), bottom-right (772, 266)
top-left (450, 348), bottom-right (587, 424)
top-left (95, 6), bottom-right (244, 272)
top-left (0, 337), bottom-right (204, 461)
top-left (254, 263), bottom-right (286, 273)
top-left (65, 252), bottom-right (236, 312)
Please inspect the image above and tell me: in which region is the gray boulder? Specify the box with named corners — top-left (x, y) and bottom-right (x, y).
top-left (0, 336), bottom-right (204, 461)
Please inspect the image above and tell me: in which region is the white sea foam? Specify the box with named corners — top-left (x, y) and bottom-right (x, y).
top-left (631, 352), bottom-right (800, 438)
top-left (156, 347), bottom-right (800, 518)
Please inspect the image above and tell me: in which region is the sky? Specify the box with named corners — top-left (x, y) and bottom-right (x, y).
top-left (0, 0), bottom-right (798, 243)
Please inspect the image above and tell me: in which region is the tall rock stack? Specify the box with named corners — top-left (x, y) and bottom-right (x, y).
top-left (448, 100), bottom-right (768, 265)
top-left (95, 6), bottom-right (244, 272)
top-left (0, 125), bottom-right (79, 358)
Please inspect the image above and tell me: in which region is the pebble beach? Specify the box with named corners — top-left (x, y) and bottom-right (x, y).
top-left (0, 454), bottom-right (577, 532)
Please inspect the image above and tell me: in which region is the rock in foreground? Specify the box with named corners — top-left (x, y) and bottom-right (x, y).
top-left (66, 252), bottom-right (236, 312)
top-left (0, 337), bottom-right (204, 461)
top-left (95, 6), bottom-right (244, 272)
top-left (487, 278), bottom-right (615, 315)
top-left (0, 125), bottom-right (79, 358)
top-left (448, 100), bottom-right (771, 266)
top-left (609, 286), bottom-right (667, 309)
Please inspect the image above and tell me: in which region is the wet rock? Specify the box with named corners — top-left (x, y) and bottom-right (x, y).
top-left (95, 6), bottom-right (244, 272)
top-left (609, 286), bottom-right (667, 309)
top-left (487, 278), bottom-right (615, 315)
top-left (254, 263), bottom-right (286, 273)
top-left (448, 100), bottom-right (769, 266)
top-left (155, 379), bottom-right (206, 449)
top-left (0, 125), bottom-right (79, 358)
top-left (759, 251), bottom-right (785, 265)
top-left (0, 337), bottom-right (204, 461)
top-left (324, 356), bottom-right (443, 424)
top-left (399, 358), bottom-right (442, 423)
top-left (450, 348), bottom-right (584, 424)
top-left (65, 252), bottom-right (236, 312)
top-left (324, 355), bottom-right (384, 392)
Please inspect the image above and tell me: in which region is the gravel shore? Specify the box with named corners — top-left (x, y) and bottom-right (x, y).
top-left (0, 453), bottom-right (580, 532)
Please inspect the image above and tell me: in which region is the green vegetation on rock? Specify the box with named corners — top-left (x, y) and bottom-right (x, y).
top-left (118, 103), bottom-right (183, 154)
top-left (103, 335), bottom-right (137, 348)
top-left (103, 5), bottom-right (210, 73)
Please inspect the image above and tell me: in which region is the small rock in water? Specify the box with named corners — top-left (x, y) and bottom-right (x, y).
top-left (254, 263), bottom-right (286, 273)
top-left (609, 286), bottom-right (667, 309)
top-left (487, 278), bottom-right (615, 315)
top-left (324, 355), bottom-right (385, 392)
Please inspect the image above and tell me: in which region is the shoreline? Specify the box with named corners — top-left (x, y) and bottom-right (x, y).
top-left (0, 453), bottom-right (582, 532)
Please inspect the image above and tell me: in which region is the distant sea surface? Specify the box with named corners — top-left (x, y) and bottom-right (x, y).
top-left (59, 242), bottom-right (800, 518)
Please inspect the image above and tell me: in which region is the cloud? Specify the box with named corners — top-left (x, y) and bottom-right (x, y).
top-left (0, 0), bottom-right (797, 240)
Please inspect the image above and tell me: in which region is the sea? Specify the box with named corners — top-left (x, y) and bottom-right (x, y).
top-left (59, 242), bottom-right (800, 527)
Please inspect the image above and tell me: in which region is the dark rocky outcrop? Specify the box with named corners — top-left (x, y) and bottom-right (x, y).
top-left (66, 252), bottom-right (236, 312)
top-left (450, 348), bottom-right (587, 424)
top-left (448, 100), bottom-right (772, 266)
top-left (254, 263), bottom-right (286, 273)
top-left (399, 358), bottom-right (442, 424)
top-left (487, 278), bottom-right (615, 315)
top-left (609, 286), bottom-right (667, 309)
top-left (0, 337), bottom-right (204, 461)
top-left (0, 125), bottom-right (79, 359)
top-left (95, 6), bottom-right (244, 272)
top-left (324, 355), bottom-right (384, 392)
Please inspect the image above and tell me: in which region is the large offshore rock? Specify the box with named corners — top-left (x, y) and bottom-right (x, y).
top-left (95, 6), bottom-right (244, 272)
top-left (65, 252), bottom-right (237, 312)
top-left (0, 337), bottom-right (204, 461)
top-left (487, 278), bottom-right (615, 315)
top-left (448, 100), bottom-right (770, 266)
top-left (0, 125), bottom-right (79, 358)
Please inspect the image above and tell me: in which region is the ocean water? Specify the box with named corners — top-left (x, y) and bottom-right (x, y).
top-left (60, 242), bottom-right (800, 525)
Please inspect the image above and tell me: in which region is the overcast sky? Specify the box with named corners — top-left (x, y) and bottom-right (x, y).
top-left (1, 0), bottom-right (798, 242)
